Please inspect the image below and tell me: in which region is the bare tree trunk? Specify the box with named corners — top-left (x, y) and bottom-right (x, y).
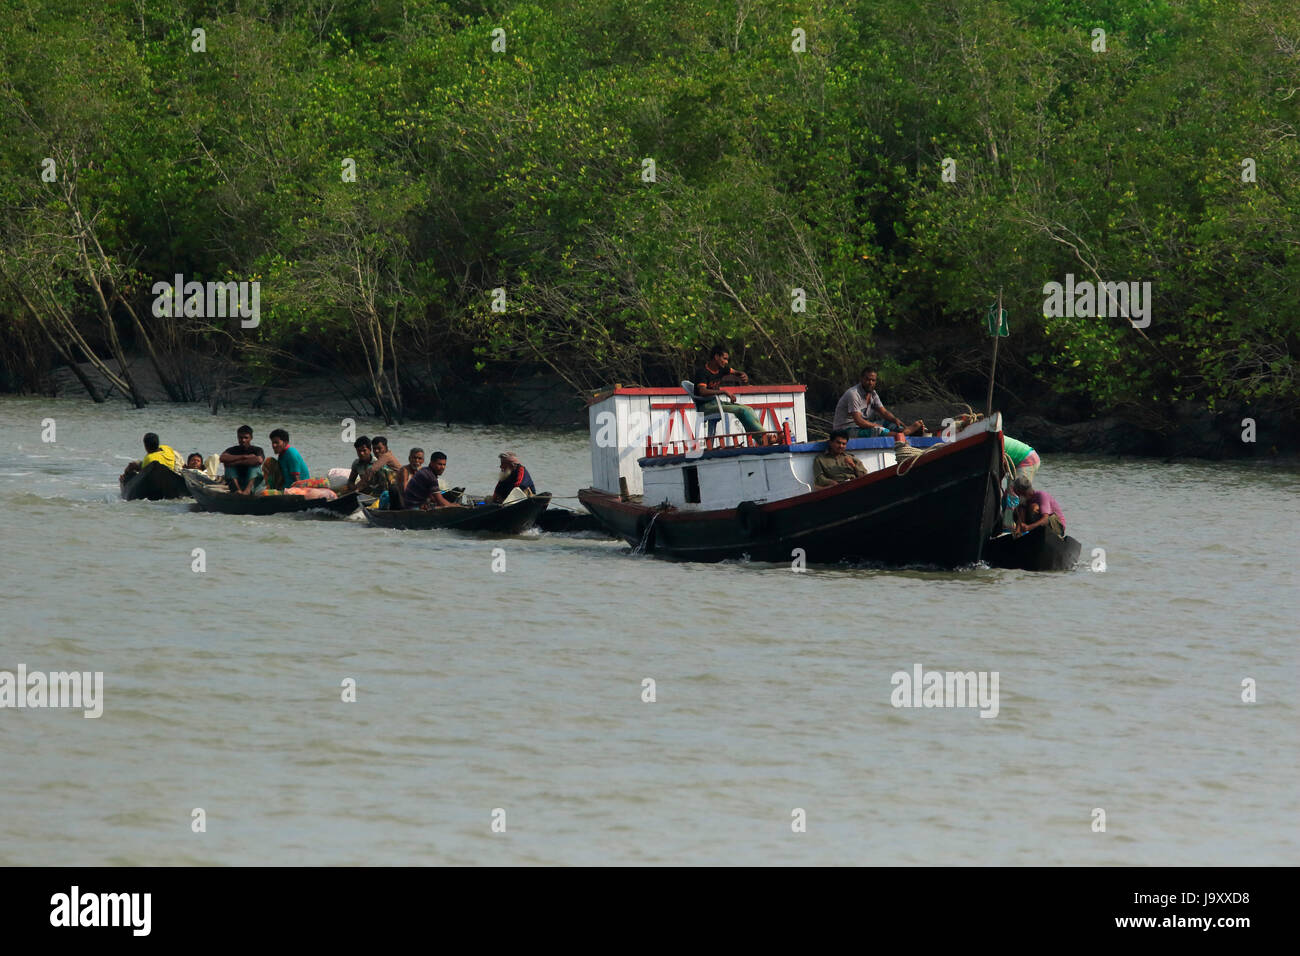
top-left (8, 283), bottom-right (105, 402)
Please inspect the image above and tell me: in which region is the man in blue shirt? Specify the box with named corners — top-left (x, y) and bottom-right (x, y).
top-left (268, 428), bottom-right (309, 488)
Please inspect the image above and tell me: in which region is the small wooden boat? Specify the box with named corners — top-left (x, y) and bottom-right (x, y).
top-left (984, 526), bottom-right (1082, 572)
top-left (184, 472), bottom-right (363, 517)
top-left (120, 461), bottom-right (189, 501)
top-left (362, 492), bottom-right (551, 533)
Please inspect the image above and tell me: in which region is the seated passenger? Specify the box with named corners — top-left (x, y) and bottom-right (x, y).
top-left (1012, 477), bottom-right (1066, 538)
top-left (356, 435), bottom-right (402, 495)
top-left (345, 437), bottom-right (374, 493)
top-left (492, 452), bottom-right (536, 503)
top-left (185, 453), bottom-right (204, 470)
top-left (219, 425), bottom-right (265, 494)
top-left (402, 452), bottom-right (463, 510)
top-left (398, 447), bottom-right (424, 490)
top-left (267, 428), bottom-right (309, 490)
top-left (832, 368), bottom-right (925, 440)
top-left (813, 429), bottom-right (868, 487)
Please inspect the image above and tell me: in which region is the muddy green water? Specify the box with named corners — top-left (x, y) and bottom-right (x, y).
top-left (1, 398), bottom-right (1296, 864)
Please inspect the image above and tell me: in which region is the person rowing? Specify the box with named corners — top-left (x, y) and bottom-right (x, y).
top-left (120, 432), bottom-right (181, 482)
top-left (402, 452), bottom-right (464, 510)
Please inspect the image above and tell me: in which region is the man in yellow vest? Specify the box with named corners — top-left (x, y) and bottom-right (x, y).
top-left (121, 432), bottom-right (181, 482)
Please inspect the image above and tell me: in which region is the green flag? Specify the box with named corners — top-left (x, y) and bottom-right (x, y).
top-left (986, 305), bottom-right (1008, 337)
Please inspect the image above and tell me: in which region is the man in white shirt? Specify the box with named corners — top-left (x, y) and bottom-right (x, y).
top-left (832, 369), bottom-right (925, 438)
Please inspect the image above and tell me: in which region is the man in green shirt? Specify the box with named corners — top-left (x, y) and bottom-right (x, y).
top-left (813, 430), bottom-right (868, 488)
top-left (1004, 435), bottom-right (1040, 481)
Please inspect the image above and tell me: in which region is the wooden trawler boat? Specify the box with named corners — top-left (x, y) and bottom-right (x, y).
top-left (361, 492), bottom-right (552, 534)
top-left (184, 471), bottom-right (363, 517)
top-left (120, 461), bottom-right (189, 501)
top-left (577, 384), bottom-right (1006, 568)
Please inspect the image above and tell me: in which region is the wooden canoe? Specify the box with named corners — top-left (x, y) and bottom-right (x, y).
top-left (184, 472), bottom-right (363, 517)
top-left (984, 526), bottom-right (1082, 572)
top-left (120, 461), bottom-right (189, 501)
top-left (362, 492), bottom-right (551, 533)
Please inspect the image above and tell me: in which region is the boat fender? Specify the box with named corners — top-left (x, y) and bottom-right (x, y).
top-left (635, 512), bottom-right (658, 552)
top-left (736, 500), bottom-right (768, 536)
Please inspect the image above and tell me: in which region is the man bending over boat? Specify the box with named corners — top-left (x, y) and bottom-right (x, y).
top-left (403, 452), bottom-right (464, 510)
top-left (813, 430), bottom-right (868, 487)
top-left (220, 425), bottom-right (265, 494)
top-left (492, 452), bottom-right (536, 503)
top-left (833, 369), bottom-right (925, 440)
top-left (266, 428), bottom-right (310, 490)
top-left (1012, 477), bottom-right (1066, 539)
top-left (693, 344), bottom-right (772, 443)
top-left (121, 432), bottom-right (182, 481)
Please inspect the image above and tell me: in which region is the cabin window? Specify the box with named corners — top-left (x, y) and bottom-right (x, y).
top-left (683, 465), bottom-right (701, 503)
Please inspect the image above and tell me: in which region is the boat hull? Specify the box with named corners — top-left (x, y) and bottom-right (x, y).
top-left (579, 429), bottom-right (1003, 568)
top-left (120, 461), bottom-right (189, 501)
top-left (362, 493), bottom-right (551, 533)
top-left (984, 526), bottom-right (1082, 572)
top-left (184, 472), bottom-right (362, 517)
top-left (534, 505), bottom-right (607, 534)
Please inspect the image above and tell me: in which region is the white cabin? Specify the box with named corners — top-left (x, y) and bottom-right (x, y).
top-left (587, 385), bottom-right (808, 496)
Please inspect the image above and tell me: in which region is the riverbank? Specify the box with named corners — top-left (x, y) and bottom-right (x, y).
top-left (23, 354), bottom-right (1298, 462)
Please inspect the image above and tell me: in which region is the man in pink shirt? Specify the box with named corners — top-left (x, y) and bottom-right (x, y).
top-left (1011, 476), bottom-right (1066, 538)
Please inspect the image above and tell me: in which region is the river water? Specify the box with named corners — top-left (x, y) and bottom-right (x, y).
top-left (1, 397), bottom-right (1296, 865)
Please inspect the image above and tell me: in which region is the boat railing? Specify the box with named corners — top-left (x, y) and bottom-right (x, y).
top-left (643, 421), bottom-right (793, 459)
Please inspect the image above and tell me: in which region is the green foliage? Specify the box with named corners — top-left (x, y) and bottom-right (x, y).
top-left (0, 0), bottom-right (1295, 422)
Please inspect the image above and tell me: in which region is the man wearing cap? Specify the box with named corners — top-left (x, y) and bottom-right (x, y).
top-left (492, 452), bottom-right (536, 503)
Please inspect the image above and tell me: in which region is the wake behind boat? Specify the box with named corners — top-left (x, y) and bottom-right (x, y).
top-left (184, 471), bottom-right (363, 517)
top-left (362, 492), bottom-right (551, 533)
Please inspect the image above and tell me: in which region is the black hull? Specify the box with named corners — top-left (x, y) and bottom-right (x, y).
top-left (362, 493), bottom-right (551, 533)
top-left (534, 506), bottom-right (607, 534)
top-left (984, 527), bottom-right (1082, 572)
top-left (185, 473), bottom-right (362, 517)
top-left (120, 462), bottom-right (189, 501)
top-left (579, 430), bottom-right (1003, 568)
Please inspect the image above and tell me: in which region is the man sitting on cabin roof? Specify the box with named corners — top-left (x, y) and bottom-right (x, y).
top-left (833, 369), bottom-right (925, 441)
top-left (693, 343), bottom-right (773, 443)
top-left (220, 425), bottom-right (265, 494)
top-left (403, 452), bottom-right (464, 510)
top-left (121, 432), bottom-right (182, 482)
top-left (1012, 477), bottom-right (1066, 539)
top-left (813, 430), bottom-right (868, 488)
